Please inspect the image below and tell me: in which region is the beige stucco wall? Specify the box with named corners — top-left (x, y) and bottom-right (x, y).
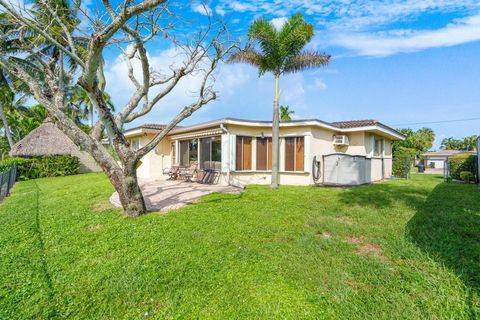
top-left (131, 133), bottom-right (173, 179)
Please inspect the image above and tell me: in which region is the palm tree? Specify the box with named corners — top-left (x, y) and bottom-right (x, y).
top-left (0, 72), bottom-right (14, 148)
top-left (70, 87), bottom-right (115, 127)
top-left (228, 13), bottom-right (330, 188)
top-left (280, 105), bottom-right (295, 121)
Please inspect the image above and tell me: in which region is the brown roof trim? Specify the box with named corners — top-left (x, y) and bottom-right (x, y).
top-left (125, 117), bottom-right (405, 139)
top-left (332, 119), bottom-right (379, 128)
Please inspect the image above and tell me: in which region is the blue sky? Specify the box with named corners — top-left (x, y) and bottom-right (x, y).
top-left (98, 1), bottom-right (480, 148)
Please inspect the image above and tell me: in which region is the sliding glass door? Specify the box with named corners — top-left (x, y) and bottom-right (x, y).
top-left (179, 137), bottom-right (221, 169)
top-left (200, 136), bottom-right (222, 170)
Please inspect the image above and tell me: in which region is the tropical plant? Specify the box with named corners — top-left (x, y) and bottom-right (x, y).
top-left (228, 13), bottom-right (330, 188)
top-left (393, 127), bottom-right (435, 157)
top-left (441, 136), bottom-right (478, 151)
top-left (280, 105), bottom-right (294, 121)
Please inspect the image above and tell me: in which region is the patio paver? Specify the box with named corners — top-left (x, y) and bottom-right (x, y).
top-left (110, 179), bottom-right (242, 212)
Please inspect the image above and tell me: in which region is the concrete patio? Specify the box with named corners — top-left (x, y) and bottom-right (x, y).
top-left (110, 179), bottom-right (242, 213)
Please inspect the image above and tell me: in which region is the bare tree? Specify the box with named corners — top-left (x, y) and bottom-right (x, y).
top-left (0, 1), bottom-right (236, 216)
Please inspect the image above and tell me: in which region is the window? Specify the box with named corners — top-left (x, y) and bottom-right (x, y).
top-left (374, 138), bottom-right (383, 157)
top-left (130, 138), bottom-right (140, 151)
top-left (236, 136), bottom-right (252, 170)
top-left (256, 137), bottom-right (272, 170)
top-left (284, 137), bottom-right (304, 171)
top-left (200, 136), bottom-right (222, 170)
top-left (180, 140), bottom-right (189, 166)
top-left (189, 139), bottom-right (198, 163)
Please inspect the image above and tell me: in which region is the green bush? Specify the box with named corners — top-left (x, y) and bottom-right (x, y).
top-left (448, 155), bottom-right (476, 181)
top-left (393, 156), bottom-right (413, 179)
top-left (459, 171), bottom-right (474, 183)
top-left (0, 155), bottom-right (80, 180)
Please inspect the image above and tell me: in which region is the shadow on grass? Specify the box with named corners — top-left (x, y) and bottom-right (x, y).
top-left (336, 179), bottom-right (433, 211)
top-left (407, 182), bottom-right (480, 316)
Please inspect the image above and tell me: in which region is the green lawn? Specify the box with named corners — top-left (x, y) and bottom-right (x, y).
top-left (0, 173), bottom-right (479, 319)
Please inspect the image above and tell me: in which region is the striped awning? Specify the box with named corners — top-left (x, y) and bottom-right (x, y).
top-left (170, 128), bottom-right (223, 140)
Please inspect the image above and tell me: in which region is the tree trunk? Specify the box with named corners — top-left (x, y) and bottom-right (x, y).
top-left (108, 161), bottom-right (146, 216)
top-left (0, 103), bottom-right (13, 148)
top-left (271, 74), bottom-right (280, 188)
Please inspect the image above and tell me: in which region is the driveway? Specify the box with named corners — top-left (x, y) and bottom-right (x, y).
top-left (110, 179), bottom-right (242, 212)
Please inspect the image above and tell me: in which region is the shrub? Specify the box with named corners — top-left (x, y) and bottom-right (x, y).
top-left (460, 171), bottom-right (474, 183)
top-left (393, 156), bottom-right (413, 178)
top-left (0, 155), bottom-right (80, 180)
top-left (448, 155), bottom-right (476, 181)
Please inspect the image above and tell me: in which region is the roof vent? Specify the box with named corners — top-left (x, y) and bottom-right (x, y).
top-left (333, 135), bottom-right (349, 146)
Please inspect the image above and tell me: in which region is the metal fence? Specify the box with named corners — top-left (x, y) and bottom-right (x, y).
top-left (0, 167), bottom-right (17, 202)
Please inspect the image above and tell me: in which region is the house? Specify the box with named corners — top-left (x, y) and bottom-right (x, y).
top-left (124, 118), bottom-right (405, 186)
top-left (422, 149), bottom-right (476, 169)
top-left (9, 118), bottom-right (102, 173)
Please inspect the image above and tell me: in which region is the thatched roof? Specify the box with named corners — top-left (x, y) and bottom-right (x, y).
top-left (10, 118), bottom-right (81, 157)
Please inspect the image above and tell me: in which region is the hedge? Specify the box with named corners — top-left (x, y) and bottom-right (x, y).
top-left (448, 154), bottom-right (476, 181)
top-left (0, 155), bottom-right (80, 181)
top-left (393, 156), bottom-right (413, 179)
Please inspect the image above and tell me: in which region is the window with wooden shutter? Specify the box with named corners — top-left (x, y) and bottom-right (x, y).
top-left (256, 137), bottom-right (272, 170)
top-left (284, 137), bottom-right (304, 171)
top-left (235, 136), bottom-right (252, 170)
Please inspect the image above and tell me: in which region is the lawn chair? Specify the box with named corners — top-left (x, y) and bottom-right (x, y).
top-left (163, 165), bottom-right (181, 180)
top-left (178, 162), bottom-right (198, 182)
top-left (198, 168), bottom-right (220, 185)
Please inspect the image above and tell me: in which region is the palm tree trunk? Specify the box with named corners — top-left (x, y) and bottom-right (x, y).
top-left (271, 74), bottom-right (280, 188)
top-left (89, 105), bottom-right (94, 128)
top-left (0, 103), bottom-right (13, 148)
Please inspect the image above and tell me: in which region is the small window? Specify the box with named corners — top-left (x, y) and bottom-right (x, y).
top-left (236, 136), bottom-right (252, 170)
top-left (130, 138), bottom-right (140, 151)
top-left (374, 138), bottom-right (383, 157)
top-left (284, 137), bottom-right (304, 171)
top-left (256, 137), bottom-right (272, 170)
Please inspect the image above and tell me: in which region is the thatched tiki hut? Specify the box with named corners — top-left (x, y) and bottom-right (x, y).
top-left (9, 119), bottom-right (101, 173)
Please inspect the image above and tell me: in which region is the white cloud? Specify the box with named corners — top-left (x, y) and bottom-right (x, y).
top-left (192, 3), bottom-right (212, 16)
top-left (214, 5), bottom-right (226, 16)
top-left (332, 13), bottom-right (480, 56)
top-left (229, 1), bottom-right (257, 12)
top-left (271, 17), bottom-right (287, 30)
top-left (313, 78), bottom-right (327, 90)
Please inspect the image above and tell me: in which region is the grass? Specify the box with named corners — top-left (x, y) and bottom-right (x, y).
top-left (0, 173), bottom-right (479, 319)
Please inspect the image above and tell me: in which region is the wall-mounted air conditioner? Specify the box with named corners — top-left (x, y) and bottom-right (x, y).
top-left (333, 135), bottom-right (349, 146)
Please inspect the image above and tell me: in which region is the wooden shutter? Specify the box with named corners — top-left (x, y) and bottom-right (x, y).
top-left (267, 138), bottom-right (272, 170)
top-left (236, 136), bottom-right (243, 170)
top-left (295, 137), bottom-right (304, 171)
top-left (256, 138), bottom-right (267, 170)
top-left (285, 137), bottom-right (295, 171)
top-left (243, 137), bottom-right (252, 170)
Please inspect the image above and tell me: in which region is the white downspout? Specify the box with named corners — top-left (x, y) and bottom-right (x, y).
top-left (220, 124), bottom-right (244, 189)
top-left (220, 124), bottom-right (231, 184)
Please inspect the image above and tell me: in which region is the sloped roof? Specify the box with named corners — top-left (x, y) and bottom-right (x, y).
top-left (139, 124), bottom-right (183, 130)
top-left (10, 118), bottom-right (81, 156)
top-left (331, 119), bottom-right (379, 128)
top-left (423, 149), bottom-right (476, 157)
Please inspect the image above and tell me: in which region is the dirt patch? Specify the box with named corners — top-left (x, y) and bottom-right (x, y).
top-left (87, 223), bottom-right (104, 232)
top-left (318, 231), bottom-right (332, 239)
top-left (335, 216), bottom-right (353, 225)
top-left (345, 236), bottom-right (387, 260)
top-left (93, 200), bottom-right (115, 212)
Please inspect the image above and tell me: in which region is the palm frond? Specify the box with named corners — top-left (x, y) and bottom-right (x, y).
top-left (283, 51), bottom-right (331, 74)
top-left (227, 48), bottom-right (268, 73)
